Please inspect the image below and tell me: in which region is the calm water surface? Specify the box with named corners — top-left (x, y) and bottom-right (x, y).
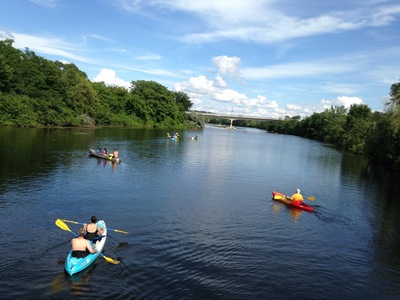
top-left (1, 125), bottom-right (400, 299)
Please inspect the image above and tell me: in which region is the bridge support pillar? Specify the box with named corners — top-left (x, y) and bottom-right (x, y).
top-left (228, 119), bottom-right (235, 129)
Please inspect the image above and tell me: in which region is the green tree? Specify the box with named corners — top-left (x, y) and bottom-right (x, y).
top-left (388, 79), bottom-right (400, 106)
top-left (173, 91), bottom-right (193, 111)
top-left (342, 104), bottom-right (372, 153)
top-left (367, 79), bottom-right (400, 167)
top-left (130, 80), bottom-right (188, 127)
top-left (0, 39), bottom-right (193, 129)
top-left (302, 105), bottom-right (347, 144)
top-left (0, 53), bottom-right (13, 92)
top-left (366, 110), bottom-right (400, 167)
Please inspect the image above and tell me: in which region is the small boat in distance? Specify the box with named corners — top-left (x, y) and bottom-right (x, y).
top-left (191, 134), bottom-right (201, 140)
top-left (89, 148), bottom-right (121, 163)
top-left (167, 132), bottom-right (179, 140)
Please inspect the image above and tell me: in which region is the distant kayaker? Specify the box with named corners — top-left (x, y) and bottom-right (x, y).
top-left (113, 149), bottom-right (119, 158)
top-left (83, 216), bottom-right (104, 243)
top-left (98, 146), bottom-right (103, 154)
top-left (290, 189), bottom-right (304, 204)
top-left (71, 227), bottom-right (98, 258)
top-left (103, 148), bottom-right (108, 155)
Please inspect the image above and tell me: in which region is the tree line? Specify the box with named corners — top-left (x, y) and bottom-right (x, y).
top-left (0, 38), bottom-right (201, 129)
top-left (233, 81), bottom-right (400, 169)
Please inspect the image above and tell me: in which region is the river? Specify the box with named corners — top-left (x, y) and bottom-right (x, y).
top-left (1, 125), bottom-right (400, 299)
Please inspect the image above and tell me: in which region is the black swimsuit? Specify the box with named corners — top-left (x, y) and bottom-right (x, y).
top-left (71, 250), bottom-right (88, 258)
top-left (84, 230), bottom-right (98, 241)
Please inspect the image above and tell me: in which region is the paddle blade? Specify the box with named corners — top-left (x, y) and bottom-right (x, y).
top-left (61, 219), bottom-right (80, 225)
top-left (307, 197), bottom-right (315, 201)
top-left (100, 253), bottom-right (120, 264)
top-left (273, 195), bottom-right (283, 200)
top-left (113, 229), bottom-right (129, 234)
top-left (55, 219), bottom-right (72, 232)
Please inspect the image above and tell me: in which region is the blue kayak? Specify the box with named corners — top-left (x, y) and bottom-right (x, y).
top-left (65, 220), bottom-right (107, 275)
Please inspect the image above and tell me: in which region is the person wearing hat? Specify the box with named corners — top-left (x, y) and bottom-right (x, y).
top-left (70, 227), bottom-right (98, 258)
top-left (290, 189), bottom-right (303, 204)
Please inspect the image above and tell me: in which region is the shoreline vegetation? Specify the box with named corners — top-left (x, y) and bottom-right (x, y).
top-left (0, 38), bottom-right (204, 130)
top-left (1, 39), bottom-right (400, 168)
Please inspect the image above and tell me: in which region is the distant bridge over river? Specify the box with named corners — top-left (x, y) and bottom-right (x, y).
top-left (187, 111), bottom-right (280, 129)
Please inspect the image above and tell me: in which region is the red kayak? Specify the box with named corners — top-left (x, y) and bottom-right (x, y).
top-left (272, 191), bottom-right (314, 212)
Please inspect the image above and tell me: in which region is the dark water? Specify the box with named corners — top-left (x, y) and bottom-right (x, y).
top-left (1, 125), bottom-right (400, 299)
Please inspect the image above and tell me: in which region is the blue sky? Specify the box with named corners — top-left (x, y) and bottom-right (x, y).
top-left (1, 0), bottom-right (400, 118)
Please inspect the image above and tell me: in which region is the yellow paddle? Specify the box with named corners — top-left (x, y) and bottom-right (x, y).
top-left (274, 195), bottom-right (315, 201)
top-left (62, 219), bottom-right (129, 234)
top-left (56, 218), bottom-right (76, 236)
top-left (55, 219), bottom-right (120, 264)
top-left (98, 252), bottom-right (120, 264)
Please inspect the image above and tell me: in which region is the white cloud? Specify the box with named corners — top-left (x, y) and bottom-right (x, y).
top-left (2, 31), bottom-right (92, 63)
top-left (115, 64), bottom-right (178, 77)
top-left (370, 5), bottom-right (400, 26)
top-left (168, 1), bottom-right (400, 44)
top-left (318, 96), bottom-right (363, 110)
top-left (213, 89), bottom-right (247, 104)
top-left (93, 68), bottom-right (131, 89)
top-left (211, 55), bottom-right (241, 77)
top-left (174, 73), bottom-right (283, 117)
top-left (214, 74), bottom-right (227, 88)
top-left (286, 104), bottom-right (303, 111)
top-left (336, 96), bottom-right (363, 108)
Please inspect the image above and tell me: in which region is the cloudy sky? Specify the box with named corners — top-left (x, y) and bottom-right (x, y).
top-left (1, 0), bottom-right (400, 118)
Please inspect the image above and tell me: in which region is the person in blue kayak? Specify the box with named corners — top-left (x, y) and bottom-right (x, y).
top-left (71, 227), bottom-right (99, 258)
top-left (289, 189), bottom-right (303, 204)
top-left (83, 216), bottom-right (104, 244)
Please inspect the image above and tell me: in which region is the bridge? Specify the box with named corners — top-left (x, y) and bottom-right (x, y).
top-left (187, 111), bottom-right (280, 129)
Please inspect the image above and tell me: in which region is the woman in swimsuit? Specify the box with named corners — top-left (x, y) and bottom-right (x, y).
top-left (83, 216), bottom-right (105, 243)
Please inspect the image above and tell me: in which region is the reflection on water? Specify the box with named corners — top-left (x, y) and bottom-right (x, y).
top-left (92, 157), bottom-right (119, 170)
top-left (289, 208), bottom-right (302, 223)
top-left (51, 264), bottom-right (97, 296)
top-left (272, 200), bottom-right (304, 223)
top-left (2, 126), bottom-right (400, 299)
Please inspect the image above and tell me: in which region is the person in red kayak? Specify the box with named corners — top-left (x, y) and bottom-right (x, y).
top-left (289, 189), bottom-right (304, 204)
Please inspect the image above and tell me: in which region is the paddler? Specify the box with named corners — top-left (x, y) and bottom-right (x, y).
top-left (289, 188), bottom-right (303, 204)
top-left (113, 149), bottom-right (119, 158)
top-left (70, 228), bottom-right (98, 258)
